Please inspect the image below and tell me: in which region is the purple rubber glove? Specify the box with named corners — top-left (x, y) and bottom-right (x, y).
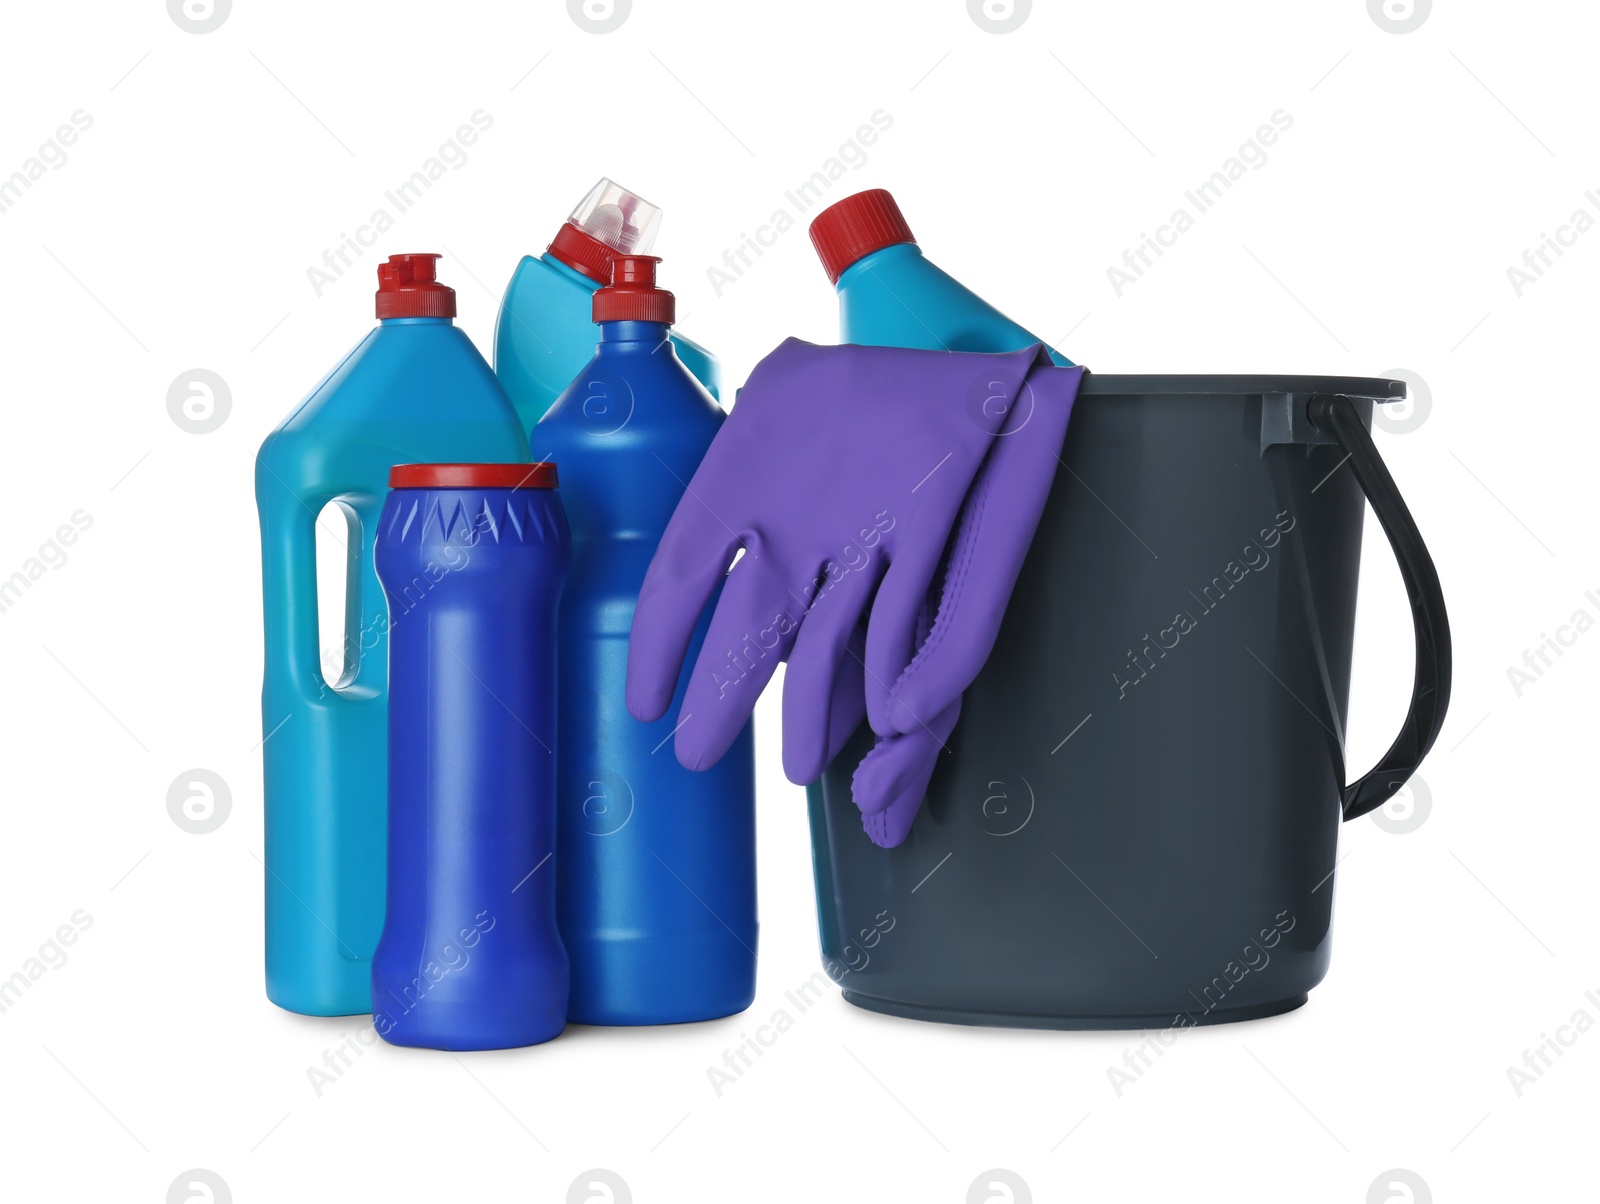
top-left (626, 338), bottom-right (1083, 845)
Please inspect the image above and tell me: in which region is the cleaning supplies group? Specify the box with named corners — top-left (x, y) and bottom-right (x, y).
top-left (257, 181), bottom-right (1080, 1049)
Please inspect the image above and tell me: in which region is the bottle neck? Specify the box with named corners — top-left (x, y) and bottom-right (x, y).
top-left (837, 240), bottom-right (923, 289)
top-left (378, 316), bottom-right (454, 327)
top-left (597, 320), bottom-right (672, 346)
top-left (545, 252), bottom-right (601, 288)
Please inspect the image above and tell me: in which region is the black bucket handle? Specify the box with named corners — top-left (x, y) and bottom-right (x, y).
top-left (1307, 394), bottom-right (1452, 821)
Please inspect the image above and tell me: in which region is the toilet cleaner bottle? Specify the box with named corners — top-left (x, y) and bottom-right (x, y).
top-left (536, 255), bottom-right (757, 1024)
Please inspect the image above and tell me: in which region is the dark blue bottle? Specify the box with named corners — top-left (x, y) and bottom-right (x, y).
top-left (536, 256), bottom-right (757, 1024)
top-left (372, 462), bottom-right (570, 1049)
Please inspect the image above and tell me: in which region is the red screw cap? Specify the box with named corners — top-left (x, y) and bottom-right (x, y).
top-left (547, 223), bottom-right (618, 284)
top-left (376, 253), bottom-right (456, 319)
top-left (389, 463), bottom-right (559, 489)
top-left (808, 189), bottom-right (917, 284)
top-left (593, 255), bottom-right (675, 324)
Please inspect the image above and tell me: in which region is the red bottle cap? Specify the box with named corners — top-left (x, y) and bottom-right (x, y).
top-left (547, 222), bottom-right (618, 284)
top-left (808, 189), bottom-right (917, 284)
top-left (592, 255), bottom-right (675, 324)
top-left (389, 463), bottom-right (559, 489)
top-left (375, 253), bottom-right (456, 319)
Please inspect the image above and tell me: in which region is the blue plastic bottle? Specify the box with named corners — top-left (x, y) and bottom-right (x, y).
top-left (537, 255), bottom-right (757, 1025)
top-left (372, 462), bottom-right (570, 1050)
top-left (256, 255), bottom-right (529, 1017)
top-left (495, 178), bottom-right (723, 436)
top-left (809, 188), bottom-right (1075, 364)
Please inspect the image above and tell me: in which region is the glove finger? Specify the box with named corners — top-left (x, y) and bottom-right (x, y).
top-left (626, 504), bottom-right (745, 723)
top-left (781, 555), bottom-right (882, 785)
top-left (862, 508), bottom-right (962, 734)
top-left (883, 366), bottom-right (1082, 734)
top-left (861, 790), bottom-right (923, 849)
top-left (675, 546), bottom-right (801, 772)
top-left (822, 628), bottom-right (868, 773)
top-left (851, 698), bottom-right (960, 815)
top-left (854, 700), bottom-right (961, 847)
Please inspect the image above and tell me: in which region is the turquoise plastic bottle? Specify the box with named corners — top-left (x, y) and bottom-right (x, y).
top-left (537, 255), bottom-right (757, 1025)
top-left (808, 188), bottom-right (1075, 364)
top-left (495, 178), bottom-right (723, 436)
top-left (256, 254), bottom-right (529, 1017)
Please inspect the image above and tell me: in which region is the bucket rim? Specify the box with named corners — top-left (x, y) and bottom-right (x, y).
top-left (1078, 374), bottom-right (1405, 400)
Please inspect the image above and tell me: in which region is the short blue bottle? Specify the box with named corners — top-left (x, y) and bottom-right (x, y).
top-left (371, 462), bottom-right (571, 1050)
top-left (537, 255), bottom-right (757, 1025)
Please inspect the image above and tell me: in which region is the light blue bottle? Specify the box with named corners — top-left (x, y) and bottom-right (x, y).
top-left (256, 254), bottom-right (529, 1017)
top-left (495, 178), bottom-right (722, 436)
top-left (809, 188), bottom-right (1075, 364)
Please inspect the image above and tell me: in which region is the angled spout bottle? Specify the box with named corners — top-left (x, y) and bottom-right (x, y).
top-left (495, 177), bottom-right (723, 435)
top-left (810, 188), bottom-right (1075, 364)
top-left (256, 254), bottom-right (528, 1016)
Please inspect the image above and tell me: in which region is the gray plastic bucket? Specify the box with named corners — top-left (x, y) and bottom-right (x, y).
top-left (808, 377), bottom-right (1450, 1029)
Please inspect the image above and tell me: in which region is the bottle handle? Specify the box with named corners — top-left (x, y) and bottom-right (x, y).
top-left (259, 475), bottom-right (346, 706)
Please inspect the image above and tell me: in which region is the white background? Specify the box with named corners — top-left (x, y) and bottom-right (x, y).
top-left (1, 0), bottom-right (1594, 1200)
